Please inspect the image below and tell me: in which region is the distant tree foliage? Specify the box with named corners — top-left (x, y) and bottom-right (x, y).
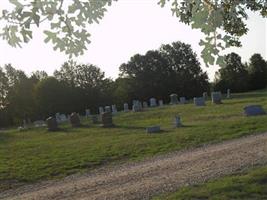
top-left (214, 52), bottom-right (250, 92)
top-left (119, 41), bottom-right (210, 101)
top-left (0, 0), bottom-right (266, 65)
top-left (248, 54), bottom-right (267, 90)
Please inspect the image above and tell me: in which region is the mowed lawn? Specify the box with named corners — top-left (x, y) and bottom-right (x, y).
top-left (1, 90), bottom-right (267, 191)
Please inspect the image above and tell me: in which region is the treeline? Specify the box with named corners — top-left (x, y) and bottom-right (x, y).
top-left (0, 41), bottom-right (266, 127)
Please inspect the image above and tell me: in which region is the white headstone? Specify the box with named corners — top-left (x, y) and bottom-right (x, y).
top-left (150, 98), bottom-right (157, 107)
top-left (105, 106), bottom-right (111, 113)
top-left (60, 114), bottom-right (67, 122)
top-left (159, 100), bottom-right (164, 107)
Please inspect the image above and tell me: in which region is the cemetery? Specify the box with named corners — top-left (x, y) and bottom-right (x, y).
top-left (1, 89), bottom-right (267, 194)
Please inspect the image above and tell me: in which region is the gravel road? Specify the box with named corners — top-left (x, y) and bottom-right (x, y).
top-left (1, 133), bottom-right (267, 200)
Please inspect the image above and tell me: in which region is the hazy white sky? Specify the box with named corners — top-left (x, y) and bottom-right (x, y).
top-left (0, 0), bottom-right (266, 81)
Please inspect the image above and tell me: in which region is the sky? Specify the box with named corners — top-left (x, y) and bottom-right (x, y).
top-left (0, 0), bottom-right (266, 81)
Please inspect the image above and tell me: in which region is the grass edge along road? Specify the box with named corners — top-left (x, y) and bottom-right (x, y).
top-left (1, 90), bottom-right (267, 191)
top-left (155, 164), bottom-right (267, 200)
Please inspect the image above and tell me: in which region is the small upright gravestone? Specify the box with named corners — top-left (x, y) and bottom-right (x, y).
top-left (174, 116), bottom-right (182, 127)
top-left (150, 98), bottom-right (157, 107)
top-left (60, 114), bottom-right (67, 122)
top-left (70, 112), bottom-right (81, 127)
top-left (180, 97), bottom-right (186, 104)
top-left (124, 103), bottom-right (129, 112)
top-left (227, 89), bottom-right (231, 99)
top-left (211, 92), bottom-right (222, 104)
top-left (146, 126), bottom-right (161, 134)
top-left (105, 106), bottom-right (111, 113)
top-left (46, 117), bottom-right (58, 131)
top-left (55, 113), bottom-right (61, 123)
top-left (112, 105), bottom-right (117, 114)
top-left (101, 112), bottom-right (114, 127)
top-left (244, 105), bottom-right (266, 116)
top-left (194, 97), bottom-right (205, 106)
top-left (159, 100), bottom-right (164, 107)
top-left (170, 94), bottom-right (178, 104)
top-left (99, 107), bottom-right (104, 114)
top-left (132, 104), bottom-right (142, 112)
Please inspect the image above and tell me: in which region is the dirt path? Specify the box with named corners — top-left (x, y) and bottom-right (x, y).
top-left (2, 133), bottom-right (267, 200)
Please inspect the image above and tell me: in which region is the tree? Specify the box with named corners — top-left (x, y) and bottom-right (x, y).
top-left (54, 61), bottom-right (113, 112)
top-left (35, 77), bottom-right (70, 117)
top-left (119, 41), bottom-right (209, 101)
top-left (248, 54), bottom-right (267, 90)
top-left (0, 1), bottom-right (266, 65)
top-left (0, 67), bottom-right (9, 108)
top-left (30, 70), bottom-right (48, 83)
top-left (214, 52), bottom-right (249, 92)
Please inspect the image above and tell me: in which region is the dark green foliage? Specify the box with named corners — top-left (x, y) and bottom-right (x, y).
top-left (248, 54), bottom-right (267, 90)
top-left (119, 41), bottom-right (210, 102)
top-left (214, 53), bottom-right (250, 93)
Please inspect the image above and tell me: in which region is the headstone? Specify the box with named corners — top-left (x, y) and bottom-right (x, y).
top-left (60, 114), bottom-right (67, 122)
top-left (99, 107), bottom-right (104, 114)
top-left (112, 105), bottom-right (118, 114)
top-left (132, 104), bottom-right (142, 112)
top-left (150, 98), bottom-right (157, 107)
top-left (46, 117), bottom-right (58, 131)
top-left (227, 89), bottom-right (231, 98)
top-left (180, 97), bottom-right (186, 104)
top-left (55, 113), bottom-right (61, 123)
top-left (85, 109), bottom-right (91, 117)
top-left (244, 105), bottom-right (266, 116)
top-left (211, 91), bottom-right (222, 104)
top-left (123, 103), bottom-right (129, 112)
top-left (174, 116), bottom-right (182, 127)
top-left (194, 97), bottom-right (205, 106)
top-left (105, 106), bottom-right (111, 113)
top-left (203, 92), bottom-right (208, 100)
top-left (143, 101), bottom-right (148, 108)
top-left (91, 115), bottom-right (98, 124)
top-left (70, 112), bottom-right (81, 127)
top-left (159, 100), bottom-right (164, 107)
top-left (146, 126), bottom-right (161, 134)
top-left (170, 94), bottom-right (178, 104)
top-left (132, 100), bottom-right (142, 112)
top-left (101, 112), bottom-right (114, 127)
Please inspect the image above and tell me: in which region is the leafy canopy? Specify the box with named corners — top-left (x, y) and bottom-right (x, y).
top-left (0, 0), bottom-right (266, 65)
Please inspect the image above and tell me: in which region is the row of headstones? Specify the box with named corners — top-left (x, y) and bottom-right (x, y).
top-left (46, 111), bottom-right (114, 131)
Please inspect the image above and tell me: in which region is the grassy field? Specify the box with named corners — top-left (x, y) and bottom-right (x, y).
top-left (155, 165), bottom-right (267, 200)
top-left (1, 90), bottom-right (267, 191)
